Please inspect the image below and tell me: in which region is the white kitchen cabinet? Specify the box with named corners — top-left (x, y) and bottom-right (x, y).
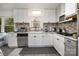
top-left (60, 4), bottom-right (65, 15)
top-left (53, 34), bottom-right (59, 53)
top-left (48, 33), bottom-right (54, 46)
top-left (53, 34), bottom-right (65, 56)
top-left (28, 33), bottom-right (42, 47)
top-left (28, 33), bottom-right (53, 47)
top-left (53, 33), bottom-right (77, 56)
top-left (57, 35), bottom-right (65, 56)
top-left (56, 3), bottom-right (65, 22)
top-left (7, 33), bottom-right (17, 47)
top-left (13, 9), bottom-right (28, 23)
top-left (42, 34), bottom-right (48, 46)
top-left (65, 3), bottom-right (77, 16)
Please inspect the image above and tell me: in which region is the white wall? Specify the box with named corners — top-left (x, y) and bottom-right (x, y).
top-left (65, 3), bottom-right (77, 16)
top-left (13, 8), bottom-right (56, 28)
top-left (60, 3), bottom-right (65, 15)
top-left (0, 10), bottom-right (13, 32)
top-left (0, 10), bottom-right (13, 17)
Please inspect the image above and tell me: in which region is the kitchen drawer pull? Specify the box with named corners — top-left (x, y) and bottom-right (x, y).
top-left (34, 36), bottom-right (36, 37)
top-left (64, 43), bottom-right (65, 45)
top-left (67, 40), bottom-right (71, 42)
top-left (57, 39), bottom-right (59, 40)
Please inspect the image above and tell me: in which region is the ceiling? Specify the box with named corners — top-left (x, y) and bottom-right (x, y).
top-left (0, 3), bottom-right (60, 10)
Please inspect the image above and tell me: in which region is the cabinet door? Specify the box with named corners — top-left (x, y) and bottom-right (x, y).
top-left (53, 34), bottom-right (65, 56)
top-left (42, 34), bottom-right (51, 47)
top-left (28, 33), bottom-right (41, 47)
top-left (56, 38), bottom-right (60, 54)
top-left (53, 34), bottom-right (59, 52)
top-left (13, 9), bottom-right (28, 23)
top-left (44, 34), bottom-right (49, 46)
top-left (58, 36), bottom-right (65, 56)
top-left (49, 34), bottom-right (54, 46)
top-left (28, 35), bottom-right (37, 47)
top-left (65, 3), bottom-right (77, 16)
top-left (7, 33), bottom-right (17, 47)
top-left (58, 40), bottom-right (65, 56)
top-left (38, 34), bottom-right (48, 47)
top-left (36, 36), bottom-right (42, 47)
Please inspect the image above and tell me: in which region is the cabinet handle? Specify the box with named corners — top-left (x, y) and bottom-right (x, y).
top-left (64, 42), bottom-right (65, 45)
top-left (67, 40), bottom-right (71, 42)
top-left (34, 36), bottom-right (36, 37)
top-left (57, 39), bottom-right (59, 40)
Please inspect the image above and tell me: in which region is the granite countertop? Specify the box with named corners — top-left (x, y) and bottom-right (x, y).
top-left (9, 31), bottom-right (78, 41)
top-left (15, 31), bottom-right (44, 34)
top-left (55, 33), bottom-right (77, 41)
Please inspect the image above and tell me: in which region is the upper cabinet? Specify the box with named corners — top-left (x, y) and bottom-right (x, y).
top-left (65, 3), bottom-right (77, 17)
top-left (60, 3), bottom-right (65, 16)
top-left (13, 9), bottom-right (28, 23)
top-left (56, 3), bottom-right (65, 22)
top-left (13, 8), bottom-right (56, 23)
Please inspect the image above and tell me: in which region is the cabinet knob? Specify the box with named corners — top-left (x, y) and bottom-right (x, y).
top-left (64, 42), bottom-right (65, 45)
top-left (57, 39), bottom-right (59, 40)
top-left (67, 40), bottom-right (71, 42)
top-left (34, 36), bottom-right (36, 37)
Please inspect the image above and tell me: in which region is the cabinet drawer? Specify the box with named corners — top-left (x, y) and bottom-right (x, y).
top-left (65, 45), bottom-right (76, 56)
top-left (65, 38), bottom-right (76, 48)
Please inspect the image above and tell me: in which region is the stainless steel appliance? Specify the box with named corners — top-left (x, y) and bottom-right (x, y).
top-left (17, 33), bottom-right (28, 47)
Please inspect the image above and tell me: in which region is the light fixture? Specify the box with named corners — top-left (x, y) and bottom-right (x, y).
top-left (32, 10), bottom-right (41, 16)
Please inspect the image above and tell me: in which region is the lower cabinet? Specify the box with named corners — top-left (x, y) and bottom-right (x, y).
top-left (53, 34), bottom-right (77, 56)
top-left (28, 33), bottom-right (53, 47)
top-left (41, 34), bottom-right (52, 47)
top-left (7, 33), bottom-right (18, 47)
top-left (53, 34), bottom-right (65, 56)
top-left (28, 33), bottom-right (41, 47)
top-left (65, 37), bottom-right (77, 56)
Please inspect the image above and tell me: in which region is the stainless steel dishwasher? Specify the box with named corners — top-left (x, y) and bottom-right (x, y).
top-left (17, 33), bottom-right (28, 47)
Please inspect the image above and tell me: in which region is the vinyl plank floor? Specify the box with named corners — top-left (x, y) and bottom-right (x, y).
top-left (8, 48), bottom-right (23, 56)
top-left (0, 45), bottom-right (15, 56)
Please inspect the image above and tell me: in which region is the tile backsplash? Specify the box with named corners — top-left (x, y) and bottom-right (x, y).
top-left (58, 21), bottom-right (77, 33)
top-left (15, 23), bottom-right (30, 32)
top-left (43, 20), bottom-right (77, 34)
top-left (43, 23), bottom-right (57, 32)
